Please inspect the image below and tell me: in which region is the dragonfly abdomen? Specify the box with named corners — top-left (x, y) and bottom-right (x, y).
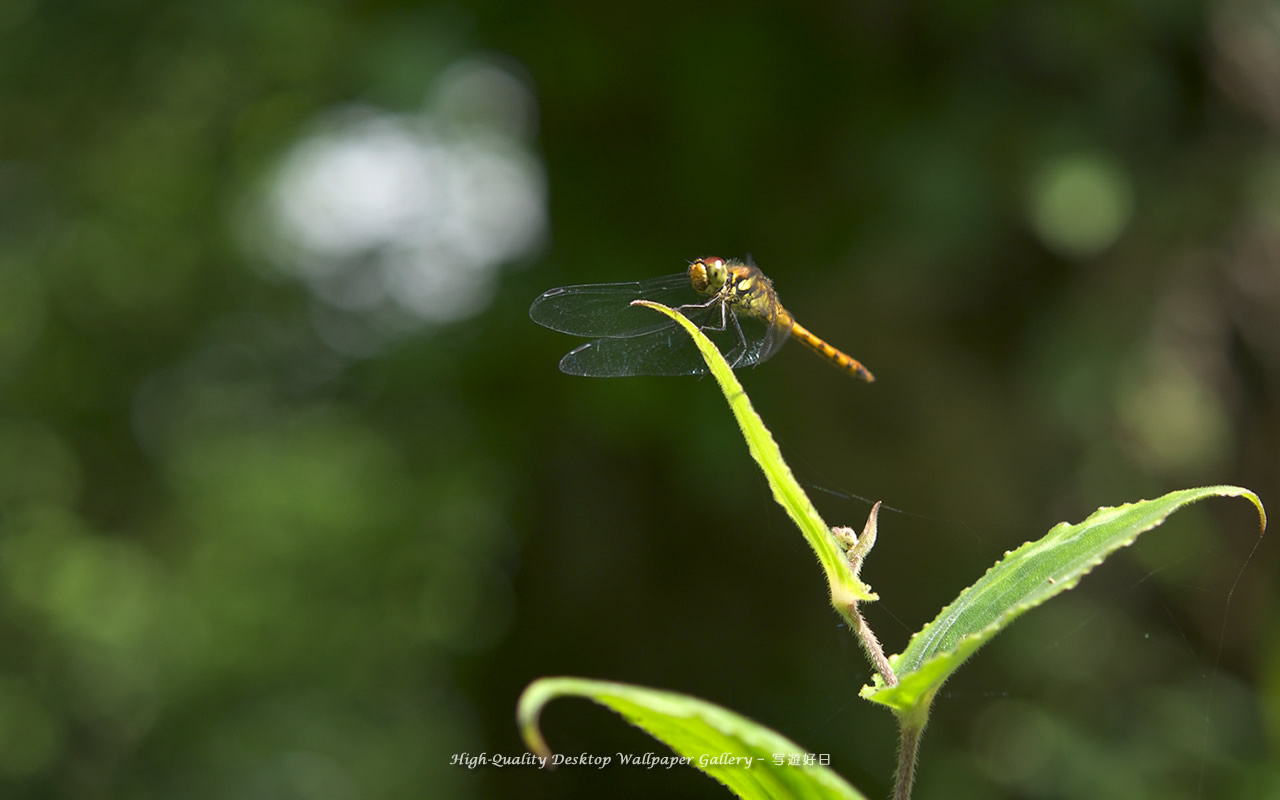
top-left (785, 316), bottom-right (875, 382)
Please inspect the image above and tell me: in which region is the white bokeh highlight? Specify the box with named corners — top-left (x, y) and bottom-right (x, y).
top-left (255, 58), bottom-right (546, 351)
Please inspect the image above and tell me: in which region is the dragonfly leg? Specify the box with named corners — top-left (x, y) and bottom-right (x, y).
top-left (725, 305), bottom-right (751, 367)
top-left (673, 297), bottom-right (752, 367)
top-left (674, 297), bottom-right (735, 336)
top-left (675, 295), bottom-right (723, 321)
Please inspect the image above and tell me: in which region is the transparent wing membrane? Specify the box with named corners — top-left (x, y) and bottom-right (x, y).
top-left (558, 308), bottom-right (785, 377)
top-left (528, 273), bottom-right (695, 338)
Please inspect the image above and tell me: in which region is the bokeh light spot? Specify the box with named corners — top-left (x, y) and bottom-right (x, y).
top-left (1116, 355), bottom-right (1230, 473)
top-left (1029, 153), bottom-right (1133, 258)
top-left (248, 56), bottom-right (546, 353)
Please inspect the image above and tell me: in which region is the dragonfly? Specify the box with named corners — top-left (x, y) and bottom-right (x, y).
top-left (529, 256), bottom-right (874, 381)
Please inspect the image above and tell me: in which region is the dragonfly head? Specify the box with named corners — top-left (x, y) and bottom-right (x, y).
top-left (689, 257), bottom-right (729, 296)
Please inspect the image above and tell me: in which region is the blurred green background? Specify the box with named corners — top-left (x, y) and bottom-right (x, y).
top-left (1, 0), bottom-right (1278, 798)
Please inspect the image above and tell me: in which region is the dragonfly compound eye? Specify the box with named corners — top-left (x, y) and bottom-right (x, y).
top-left (688, 257), bottom-right (727, 295)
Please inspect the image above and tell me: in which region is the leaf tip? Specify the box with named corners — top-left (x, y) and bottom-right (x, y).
top-left (516, 680), bottom-right (556, 768)
top-left (1249, 495), bottom-right (1267, 534)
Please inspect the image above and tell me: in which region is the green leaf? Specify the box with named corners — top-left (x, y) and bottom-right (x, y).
top-left (518, 677), bottom-right (867, 800)
top-left (862, 485), bottom-right (1267, 713)
top-left (631, 300), bottom-right (874, 605)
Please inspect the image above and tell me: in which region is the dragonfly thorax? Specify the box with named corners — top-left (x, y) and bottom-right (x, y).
top-left (689, 257), bottom-right (782, 325)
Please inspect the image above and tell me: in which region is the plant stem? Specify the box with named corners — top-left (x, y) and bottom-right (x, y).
top-left (893, 714), bottom-right (926, 800)
top-left (851, 608), bottom-right (896, 687)
top-left (891, 692), bottom-right (932, 800)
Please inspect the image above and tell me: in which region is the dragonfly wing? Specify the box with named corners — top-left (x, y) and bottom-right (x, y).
top-left (559, 334), bottom-right (709, 377)
top-left (559, 306), bottom-right (776, 377)
top-left (731, 310), bottom-right (792, 368)
top-left (529, 273), bottom-right (698, 337)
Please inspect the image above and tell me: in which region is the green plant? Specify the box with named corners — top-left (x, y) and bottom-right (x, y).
top-left (518, 301), bottom-right (1266, 800)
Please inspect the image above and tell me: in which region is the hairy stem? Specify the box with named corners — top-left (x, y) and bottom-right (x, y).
top-left (852, 609), bottom-right (896, 686)
top-left (893, 716), bottom-right (924, 800)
